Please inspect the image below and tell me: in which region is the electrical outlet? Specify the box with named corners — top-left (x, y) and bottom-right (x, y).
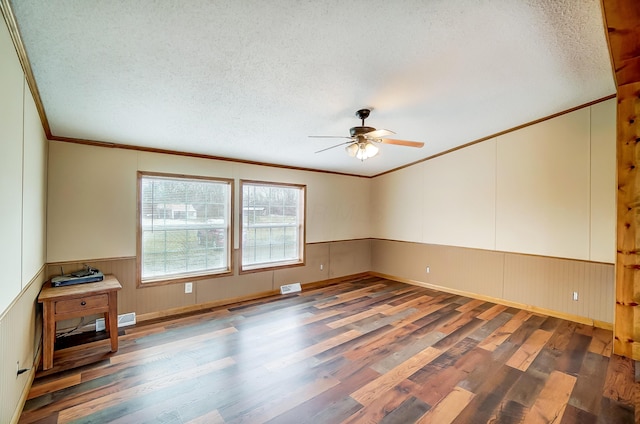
top-left (185, 282), bottom-right (193, 294)
top-left (572, 291), bottom-right (578, 301)
top-left (320, 264), bottom-right (324, 271)
top-left (426, 266), bottom-right (430, 273)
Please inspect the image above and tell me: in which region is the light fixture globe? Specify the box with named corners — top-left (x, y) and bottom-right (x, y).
top-left (345, 143), bottom-right (359, 157)
top-left (364, 142), bottom-right (379, 157)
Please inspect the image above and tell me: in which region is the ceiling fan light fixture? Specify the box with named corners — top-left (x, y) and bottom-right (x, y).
top-left (364, 141), bottom-right (379, 157)
top-left (346, 143), bottom-right (359, 157)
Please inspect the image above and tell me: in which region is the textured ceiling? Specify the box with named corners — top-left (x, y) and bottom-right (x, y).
top-left (8, 0), bottom-right (614, 177)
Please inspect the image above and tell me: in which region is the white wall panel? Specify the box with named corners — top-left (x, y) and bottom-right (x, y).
top-left (370, 164), bottom-right (424, 243)
top-left (21, 83), bottom-right (47, 287)
top-left (496, 108), bottom-right (591, 260)
top-left (0, 20), bottom-right (24, 315)
top-left (590, 98), bottom-right (616, 263)
top-left (422, 140), bottom-right (496, 250)
top-left (47, 142), bottom-right (138, 262)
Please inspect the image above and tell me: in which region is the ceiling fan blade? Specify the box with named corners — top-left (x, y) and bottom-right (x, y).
top-left (309, 135), bottom-right (352, 139)
top-left (315, 141), bottom-right (352, 153)
top-left (365, 129), bottom-right (395, 138)
top-left (378, 138), bottom-right (425, 148)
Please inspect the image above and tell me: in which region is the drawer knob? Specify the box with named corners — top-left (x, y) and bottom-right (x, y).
top-left (81, 301), bottom-right (86, 306)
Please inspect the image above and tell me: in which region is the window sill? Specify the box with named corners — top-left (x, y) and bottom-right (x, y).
top-left (138, 269), bottom-right (233, 287)
top-left (239, 260), bottom-right (305, 274)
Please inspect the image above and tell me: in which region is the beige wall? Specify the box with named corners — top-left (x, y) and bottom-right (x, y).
top-left (496, 107), bottom-right (592, 259)
top-left (0, 13), bottom-right (48, 424)
top-left (370, 99), bottom-right (616, 324)
top-left (47, 143), bottom-right (371, 261)
top-left (372, 100), bottom-right (615, 263)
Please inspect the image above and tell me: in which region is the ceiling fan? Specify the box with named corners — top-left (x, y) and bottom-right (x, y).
top-left (310, 108), bottom-right (424, 160)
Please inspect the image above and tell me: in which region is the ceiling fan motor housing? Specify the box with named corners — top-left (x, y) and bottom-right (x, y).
top-left (350, 126), bottom-right (376, 137)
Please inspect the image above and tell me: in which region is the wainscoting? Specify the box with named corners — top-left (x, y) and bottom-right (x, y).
top-left (371, 239), bottom-right (614, 327)
top-left (45, 239), bottom-right (372, 321)
top-left (0, 268), bottom-right (46, 424)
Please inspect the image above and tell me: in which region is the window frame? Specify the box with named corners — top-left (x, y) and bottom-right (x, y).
top-left (239, 180), bottom-right (306, 273)
top-left (137, 171), bottom-right (234, 287)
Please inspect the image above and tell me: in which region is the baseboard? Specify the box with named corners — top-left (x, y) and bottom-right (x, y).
top-left (370, 272), bottom-right (613, 331)
top-left (10, 344), bottom-right (41, 424)
top-left (137, 272), bottom-right (369, 323)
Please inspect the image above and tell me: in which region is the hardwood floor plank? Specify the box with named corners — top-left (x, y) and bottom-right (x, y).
top-left (506, 329), bottom-right (553, 372)
top-left (264, 329), bottom-right (361, 370)
top-left (477, 303), bottom-right (508, 321)
top-left (27, 374), bottom-right (81, 400)
top-left (478, 310), bottom-right (532, 352)
top-left (559, 404), bottom-right (597, 424)
top-left (555, 332), bottom-right (591, 376)
top-left (567, 351), bottom-right (609, 415)
top-left (378, 396), bottom-right (431, 424)
top-left (326, 304), bottom-right (391, 328)
top-left (370, 331), bottom-right (445, 374)
top-left (56, 356), bottom-right (236, 422)
top-left (265, 365), bottom-right (378, 424)
top-left (598, 396), bottom-right (635, 423)
top-left (185, 409), bottom-right (225, 424)
top-left (522, 370), bottom-right (576, 423)
top-left (587, 327), bottom-right (613, 357)
top-left (452, 364), bottom-right (522, 423)
top-left (351, 346), bottom-right (442, 406)
top-left (109, 326), bottom-right (237, 365)
top-left (415, 386), bottom-right (474, 424)
top-left (221, 374), bottom-right (340, 424)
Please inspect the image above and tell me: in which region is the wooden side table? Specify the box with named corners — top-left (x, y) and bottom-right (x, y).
top-left (38, 275), bottom-right (122, 370)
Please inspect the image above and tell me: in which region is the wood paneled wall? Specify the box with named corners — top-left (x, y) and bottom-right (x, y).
top-left (371, 239), bottom-right (614, 326)
top-left (602, 0), bottom-right (640, 360)
top-left (46, 240), bottom-right (371, 320)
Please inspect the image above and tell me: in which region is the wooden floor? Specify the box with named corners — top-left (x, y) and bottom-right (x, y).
top-left (19, 276), bottom-right (638, 423)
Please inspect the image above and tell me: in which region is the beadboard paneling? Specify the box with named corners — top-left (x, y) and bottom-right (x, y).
top-left (0, 268), bottom-right (45, 424)
top-left (503, 254), bottom-right (614, 324)
top-left (371, 239), bottom-right (614, 324)
top-left (47, 239), bottom-right (371, 319)
top-left (327, 239), bottom-right (372, 278)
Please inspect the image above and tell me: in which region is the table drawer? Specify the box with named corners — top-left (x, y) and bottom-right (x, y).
top-left (55, 294), bottom-right (109, 314)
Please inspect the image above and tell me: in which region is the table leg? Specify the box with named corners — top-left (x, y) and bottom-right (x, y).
top-left (107, 291), bottom-right (118, 352)
top-left (42, 302), bottom-right (55, 370)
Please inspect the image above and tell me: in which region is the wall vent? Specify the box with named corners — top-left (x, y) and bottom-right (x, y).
top-left (96, 312), bottom-right (137, 332)
top-left (280, 283), bottom-right (301, 295)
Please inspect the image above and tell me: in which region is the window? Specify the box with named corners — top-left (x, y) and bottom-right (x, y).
top-left (138, 172), bottom-right (232, 284)
top-left (240, 181), bottom-right (305, 271)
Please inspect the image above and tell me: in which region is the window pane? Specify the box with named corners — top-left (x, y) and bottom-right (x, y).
top-left (241, 182), bottom-right (304, 269)
top-left (140, 174), bottom-right (231, 281)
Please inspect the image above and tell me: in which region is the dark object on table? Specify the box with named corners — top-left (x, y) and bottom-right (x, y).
top-left (51, 266), bottom-right (104, 287)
